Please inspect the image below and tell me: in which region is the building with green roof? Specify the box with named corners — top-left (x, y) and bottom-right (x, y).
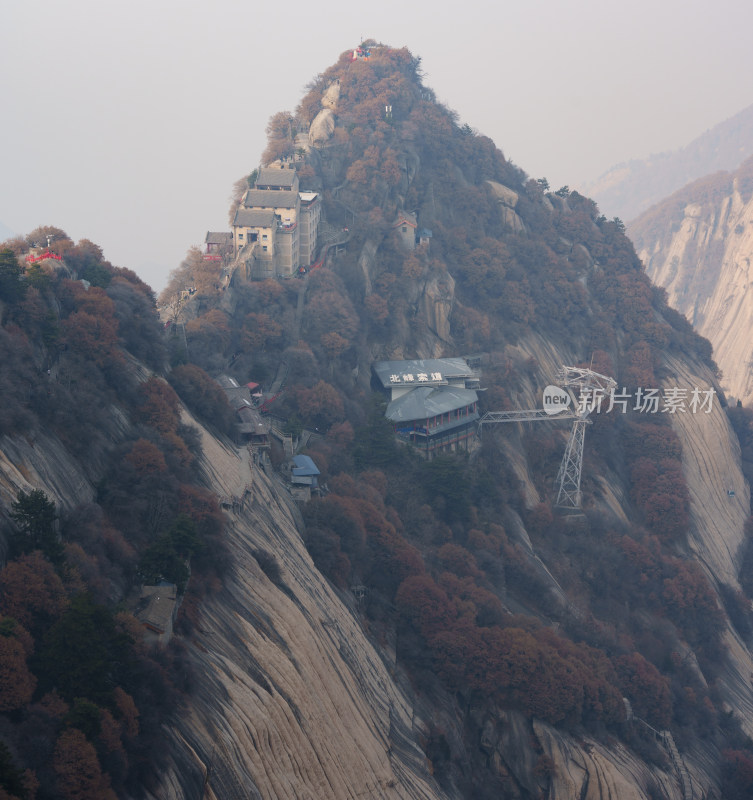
top-left (373, 358), bottom-right (480, 458)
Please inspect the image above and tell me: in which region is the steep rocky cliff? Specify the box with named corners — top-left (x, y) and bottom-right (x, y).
top-left (144, 413), bottom-right (444, 799)
top-left (630, 157), bottom-right (753, 405)
top-left (3, 334), bottom-right (743, 800)
top-left (133, 45), bottom-right (753, 798)
top-left (6, 44), bottom-right (753, 800)
top-left (4, 380), bottom-right (744, 800)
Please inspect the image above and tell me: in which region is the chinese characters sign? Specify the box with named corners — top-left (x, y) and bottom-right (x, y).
top-left (390, 372), bottom-right (443, 384)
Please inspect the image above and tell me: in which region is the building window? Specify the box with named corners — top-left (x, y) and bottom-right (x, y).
top-left (262, 245), bottom-right (268, 252)
top-left (238, 233), bottom-right (244, 239)
top-left (402, 226), bottom-right (407, 233)
top-left (262, 234), bottom-right (268, 240)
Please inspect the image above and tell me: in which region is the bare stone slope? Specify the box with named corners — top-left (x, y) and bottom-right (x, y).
top-left (144, 400), bottom-right (746, 799)
top-left (631, 158), bottom-right (753, 405)
top-left (0, 380), bottom-right (749, 798)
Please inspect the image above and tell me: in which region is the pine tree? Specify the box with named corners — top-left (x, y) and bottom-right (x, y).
top-left (10, 489), bottom-right (62, 563)
top-left (0, 248), bottom-right (26, 304)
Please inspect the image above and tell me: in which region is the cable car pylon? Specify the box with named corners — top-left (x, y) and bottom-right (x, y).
top-left (478, 366), bottom-right (616, 510)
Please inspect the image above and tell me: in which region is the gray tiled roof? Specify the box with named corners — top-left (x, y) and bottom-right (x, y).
top-left (205, 231), bottom-right (232, 245)
top-left (256, 167), bottom-right (298, 188)
top-left (386, 386), bottom-right (478, 422)
top-left (237, 405), bottom-right (268, 431)
top-left (224, 387), bottom-right (253, 408)
top-left (372, 357), bottom-right (475, 390)
top-left (233, 208), bottom-right (276, 228)
top-left (137, 584), bottom-right (177, 633)
top-left (243, 189), bottom-right (298, 209)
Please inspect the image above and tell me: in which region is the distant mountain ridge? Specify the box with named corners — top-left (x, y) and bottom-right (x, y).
top-left (631, 155), bottom-right (753, 404)
top-left (581, 102), bottom-right (753, 222)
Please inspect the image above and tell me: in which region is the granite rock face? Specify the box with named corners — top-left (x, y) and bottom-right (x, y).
top-left (309, 108), bottom-right (337, 146)
top-left (321, 80), bottom-right (340, 111)
top-left (421, 269), bottom-right (455, 342)
top-left (631, 160), bottom-right (753, 405)
top-left (138, 415), bottom-right (446, 800)
top-left (0, 382), bottom-right (747, 798)
top-left (141, 409), bottom-right (721, 800)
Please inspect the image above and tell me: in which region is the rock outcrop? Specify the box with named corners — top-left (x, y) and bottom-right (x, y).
top-left (9, 45), bottom-right (753, 800)
top-left (321, 80), bottom-right (340, 111)
top-left (630, 158), bottom-right (753, 404)
top-left (486, 180), bottom-right (526, 233)
top-left (309, 109), bottom-right (336, 146)
top-left (421, 269), bottom-right (455, 342)
top-left (135, 413), bottom-right (444, 799)
top-left (142, 403), bottom-right (731, 800)
top-left (2, 384), bottom-right (743, 799)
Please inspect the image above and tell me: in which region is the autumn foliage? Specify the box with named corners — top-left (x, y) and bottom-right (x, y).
top-left (136, 377), bottom-right (181, 434)
top-left (168, 363), bottom-right (235, 436)
top-left (0, 41), bottom-right (740, 796)
top-left (0, 228), bottom-right (235, 796)
top-left (125, 438), bottom-right (168, 474)
top-left (0, 622), bottom-right (36, 713)
top-left (57, 281), bottom-right (122, 365)
top-left (53, 728), bottom-right (117, 800)
top-left (396, 572), bottom-right (624, 726)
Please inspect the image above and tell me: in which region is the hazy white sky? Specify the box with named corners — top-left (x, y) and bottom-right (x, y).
top-left (3, 0), bottom-right (752, 292)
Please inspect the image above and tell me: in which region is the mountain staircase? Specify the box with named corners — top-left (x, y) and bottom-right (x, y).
top-left (625, 701), bottom-right (693, 800)
top-left (327, 190), bottom-right (360, 228)
top-left (268, 360), bottom-right (288, 396)
top-left (292, 275), bottom-right (308, 341)
top-left (317, 221), bottom-right (351, 249)
top-left (267, 419), bottom-right (295, 459)
top-left (660, 730), bottom-right (693, 800)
